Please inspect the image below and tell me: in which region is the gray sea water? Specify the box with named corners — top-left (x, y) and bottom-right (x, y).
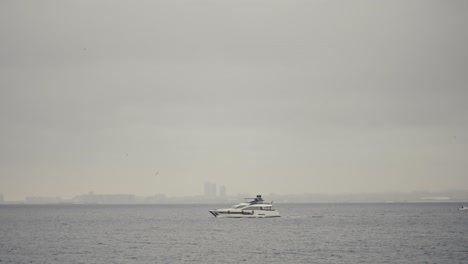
top-left (0, 203), bottom-right (467, 264)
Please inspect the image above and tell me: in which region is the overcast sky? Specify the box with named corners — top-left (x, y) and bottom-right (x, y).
top-left (1, 0), bottom-right (467, 200)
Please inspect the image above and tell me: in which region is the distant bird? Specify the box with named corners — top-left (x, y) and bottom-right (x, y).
top-left (155, 171), bottom-right (159, 176)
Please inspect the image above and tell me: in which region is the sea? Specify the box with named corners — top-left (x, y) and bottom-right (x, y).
top-left (1, 203), bottom-right (467, 264)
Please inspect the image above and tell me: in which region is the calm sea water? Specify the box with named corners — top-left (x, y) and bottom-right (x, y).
top-left (0, 203), bottom-right (467, 263)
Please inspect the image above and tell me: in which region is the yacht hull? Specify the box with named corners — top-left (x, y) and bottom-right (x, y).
top-left (209, 209), bottom-right (280, 218)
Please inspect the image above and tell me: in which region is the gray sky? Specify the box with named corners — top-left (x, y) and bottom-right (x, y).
top-left (1, 0), bottom-right (468, 200)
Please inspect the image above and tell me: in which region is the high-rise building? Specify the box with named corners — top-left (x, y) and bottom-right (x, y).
top-left (219, 185), bottom-right (226, 197)
top-left (204, 182), bottom-right (209, 197)
top-left (204, 182), bottom-right (216, 197)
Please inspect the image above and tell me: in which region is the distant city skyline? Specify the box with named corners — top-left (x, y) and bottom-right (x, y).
top-left (1, 188), bottom-right (468, 204)
top-left (203, 182), bottom-right (226, 197)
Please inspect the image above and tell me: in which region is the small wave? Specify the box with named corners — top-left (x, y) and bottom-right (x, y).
top-left (282, 215), bottom-right (324, 219)
top-left (282, 215), bottom-right (304, 219)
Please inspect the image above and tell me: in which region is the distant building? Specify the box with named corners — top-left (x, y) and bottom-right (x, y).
top-left (204, 182), bottom-right (216, 197)
top-left (75, 193), bottom-right (136, 204)
top-left (25, 196), bottom-right (62, 204)
top-left (219, 185), bottom-right (226, 197)
top-left (144, 194), bottom-right (166, 203)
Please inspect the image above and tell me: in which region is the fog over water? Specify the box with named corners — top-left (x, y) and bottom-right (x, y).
top-left (1, 0), bottom-right (468, 200)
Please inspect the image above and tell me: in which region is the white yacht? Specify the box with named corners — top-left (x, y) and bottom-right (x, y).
top-left (459, 205), bottom-right (468, 211)
top-left (209, 195), bottom-right (280, 218)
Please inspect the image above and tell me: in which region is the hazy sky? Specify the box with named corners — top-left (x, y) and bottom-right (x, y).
top-left (1, 0), bottom-right (467, 200)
